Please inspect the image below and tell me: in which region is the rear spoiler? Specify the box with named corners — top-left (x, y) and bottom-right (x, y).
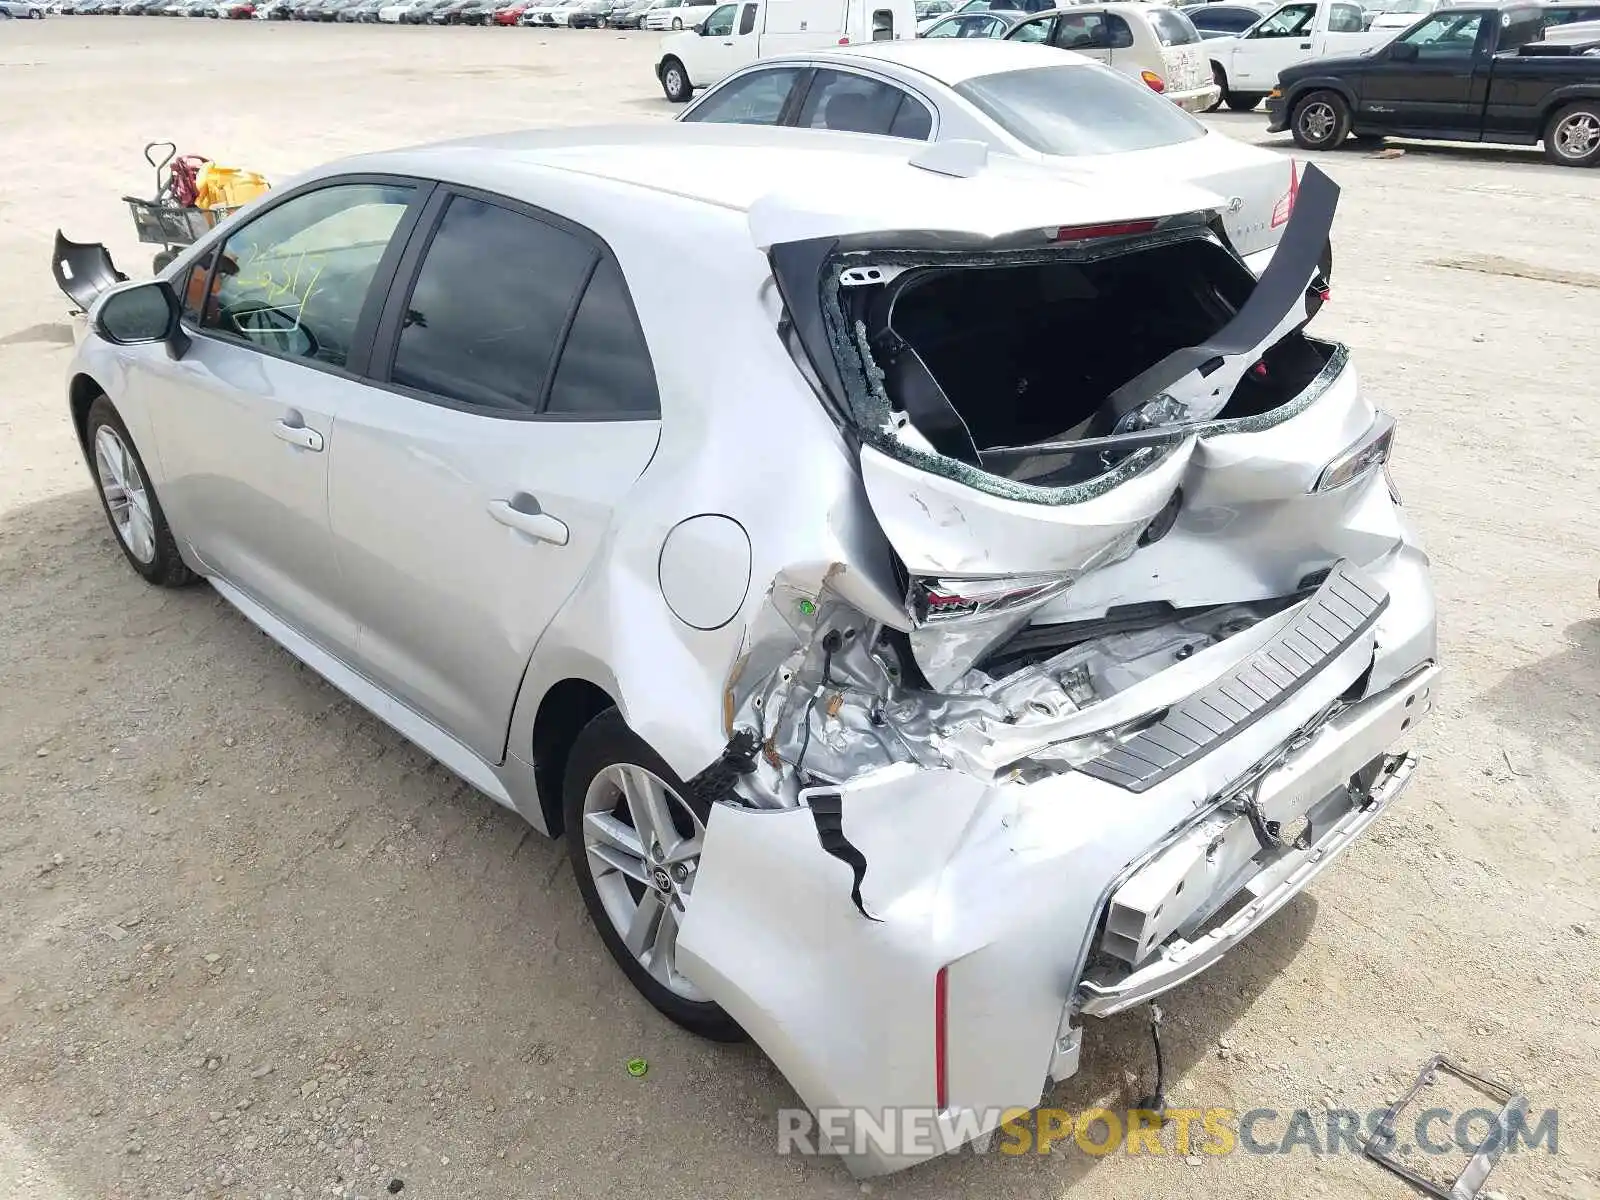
top-left (52, 230), bottom-right (127, 313)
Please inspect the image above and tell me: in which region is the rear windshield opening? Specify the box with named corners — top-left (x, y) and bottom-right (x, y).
top-left (842, 235), bottom-right (1335, 488)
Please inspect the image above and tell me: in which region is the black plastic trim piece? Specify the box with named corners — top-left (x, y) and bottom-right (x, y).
top-left (1078, 561), bottom-right (1389, 793)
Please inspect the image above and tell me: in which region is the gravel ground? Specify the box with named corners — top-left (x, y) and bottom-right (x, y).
top-left (1, 18), bottom-right (1598, 1200)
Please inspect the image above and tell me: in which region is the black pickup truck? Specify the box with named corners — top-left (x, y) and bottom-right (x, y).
top-left (1266, 2), bottom-right (1600, 165)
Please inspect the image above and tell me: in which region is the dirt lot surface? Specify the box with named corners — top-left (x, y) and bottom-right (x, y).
top-left (1, 17), bottom-right (1598, 1200)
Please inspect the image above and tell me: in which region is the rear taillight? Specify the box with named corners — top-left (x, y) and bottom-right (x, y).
top-left (934, 966), bottom-right (949, 1110)
top-left (1049, 218), bottom-right (1159, 242)
top-left (1271, 158), bottom-right (1300, 229)
top-left (910, 573), bottom-right (1072, 624)
top-left (1140, 69), bottom-right (1165, 93)
top-left (837, 34), bottom-right (848, 42)
top-left (1313, 412), bottom-right (1395, 493)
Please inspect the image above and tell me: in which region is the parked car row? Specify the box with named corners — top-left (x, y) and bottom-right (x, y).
top-left (45, 0), bottom-right (700, 20)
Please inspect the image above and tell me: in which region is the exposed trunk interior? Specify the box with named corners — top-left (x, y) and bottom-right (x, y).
top-left (849, 235), bottom-right (1334, 486)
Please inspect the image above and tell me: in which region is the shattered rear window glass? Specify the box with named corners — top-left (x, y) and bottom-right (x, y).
top-left (955, 65), bottom-right (1205, 156)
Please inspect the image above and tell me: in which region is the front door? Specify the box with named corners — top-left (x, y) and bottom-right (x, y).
top-left (1226, 0), bottom-right (1315, 89)
top-left (693, 1), bottom-right (757, 82)
top-left (1356, 9), bottom-right (1487, 135)
top-left (144, 179), bottom-right (424, 651)
top-left (327, 190), bottom-right (662, 764)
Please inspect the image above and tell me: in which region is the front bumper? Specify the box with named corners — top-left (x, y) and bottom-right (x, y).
top-left (678, 546), bottom-right (1436, 1177)
top-left (1171, 81), bottom-right (1222, 114)
top-left (1266, 92), bottom-right (1289, 132)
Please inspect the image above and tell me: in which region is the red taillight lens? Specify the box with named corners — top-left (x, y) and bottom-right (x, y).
top-left (1271, 158), bottom-right (1300, 229)
top-left (1050, 218), bottom-right (1159, 242)
top-left (837, 34), bottom-right (849, 42)
top-left (1140, 69), bottom-right (1165, 93)
top-left (934, 966), bottom-right (949, 1111)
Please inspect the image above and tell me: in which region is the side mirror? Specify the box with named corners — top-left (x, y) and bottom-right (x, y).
top-left (1389, 40), bottom-right (1418, 60)
top-left (95, 280), bottom-right (190, 360)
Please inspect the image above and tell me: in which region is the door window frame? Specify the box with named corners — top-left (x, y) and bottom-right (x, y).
top-left (364, 183), bottom-right (662, 423)
top-left (782, 64), bottom-right (940, 139)
top-left (178, 173), bottom-right (436, 385)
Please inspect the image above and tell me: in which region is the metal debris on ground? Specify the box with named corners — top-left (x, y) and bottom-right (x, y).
top-left (1363, 1055), bottom-right (1527, 1200)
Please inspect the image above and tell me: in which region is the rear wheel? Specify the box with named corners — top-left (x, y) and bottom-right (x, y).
top-left (85, 396), bottom-right (195, 587)
top-left (1226, 91), bottom-right (1265, 112)
top-left (563, 708), bottom-right (743, 1041)
top-left (1290, 89), bottom-right (1351, 152)
top-left (659, 55), bottom-right (691, 102)
top-left (1544, 102), bottom-right (1600, 168)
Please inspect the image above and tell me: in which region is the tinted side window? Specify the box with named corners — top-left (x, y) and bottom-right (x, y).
top-left (1052, 11), bottom-right (1110, 48)
top-left (737, 0), bottom-right (754, 31)
top-left (683, 66), bottom-right (802, 124)
top-left (546, 257), bottom-right (660, 417)
top-left (1327, 1), bottom-right (1363, 32)
top-left (703, 2), bottom-right (733, 33)
top-left (1105, 13), bottom-right (1134, 46)
top-left (200, 182), bottom-right (413, 368)
top-left (390, 196), bottom-right (594, 413)
top-left (797, 69), bottom-right (934, 139)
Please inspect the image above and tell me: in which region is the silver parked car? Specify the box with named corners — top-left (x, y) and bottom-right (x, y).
top-left (680, 40), bottom-right (1307, 271)
top-left (53, 122), bottom-right (1436, 1177)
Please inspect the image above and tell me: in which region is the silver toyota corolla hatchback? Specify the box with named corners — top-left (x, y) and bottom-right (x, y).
top-left (54, 124), bottom-right (1438, 1176)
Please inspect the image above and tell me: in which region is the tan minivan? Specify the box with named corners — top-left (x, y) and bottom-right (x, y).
top-left (1005, 2), bottom-right (1221, 112)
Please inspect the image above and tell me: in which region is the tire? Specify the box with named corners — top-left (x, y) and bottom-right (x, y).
top-left (563, 708), bottom-right (743, 1042)
top-left (84, 396), bottom-right (195, 588)
top-left (1206, 63), bottom-right (1225, 113)
top-left (1226, 91), bottom-right (1265, 113)
top-left (1290, 89), bottom-right (1351, 152)
top-left (669, 12), bottom-right (678, 25)
top-left (658, 55), bottom-right (691, 102)
top-left (1543, 101), bottom-right (1600, 168)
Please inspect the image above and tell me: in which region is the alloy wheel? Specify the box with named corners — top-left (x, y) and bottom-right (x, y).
top-left (93, 425), bottom-right (157, 565)
top-left (1298, 101), bottom-right (1336, 144)
top-left (581, 762), bottom-right (707, 1001)
top-left (1554, 111), bottom-right (1600, 161)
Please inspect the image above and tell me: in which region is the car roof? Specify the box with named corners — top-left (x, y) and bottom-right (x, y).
top-left (805, 37), bottom-right (1098, 84)
top-left (322, 122), bottom-right (1220, 241)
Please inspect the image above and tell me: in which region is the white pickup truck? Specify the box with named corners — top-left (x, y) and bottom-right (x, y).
top-left (1206, 0), bottom-right (1398, 110)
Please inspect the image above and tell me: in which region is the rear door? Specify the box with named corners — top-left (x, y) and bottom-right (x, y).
top-left (326, 188), bottom-right (662, 763)
top-left (1049, 7), bottom-right (1119, 66)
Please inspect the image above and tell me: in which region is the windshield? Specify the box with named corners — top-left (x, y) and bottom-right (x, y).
top-left (956, 64), bottom-right (1206, 156)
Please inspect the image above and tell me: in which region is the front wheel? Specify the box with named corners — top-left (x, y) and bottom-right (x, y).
top-left (1544, 102), bottom-right (1600, 168)
top-left (669, 13), bottom-right (678, 25)
top-left (658, 55), bottom-right (691, 102)
top-left (564, 708), bottom-right (743, 1041)
top-left (1226, 91), bottom-right (1265, 113)
top-left (85, 396), bottom-right (195, 588)
top-left (1290, 89), bottom-right (1351, 152)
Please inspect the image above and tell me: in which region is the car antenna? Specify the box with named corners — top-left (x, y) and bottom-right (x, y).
top-left (908, 139), bottom-right (988, 179)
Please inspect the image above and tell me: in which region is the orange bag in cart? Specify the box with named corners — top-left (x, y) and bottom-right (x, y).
top-left (193, 163), bottom-right (271, 211)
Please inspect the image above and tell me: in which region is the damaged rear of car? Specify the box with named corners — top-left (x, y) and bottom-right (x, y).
top-left (673, 151), bottom-right (1437, 1174)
